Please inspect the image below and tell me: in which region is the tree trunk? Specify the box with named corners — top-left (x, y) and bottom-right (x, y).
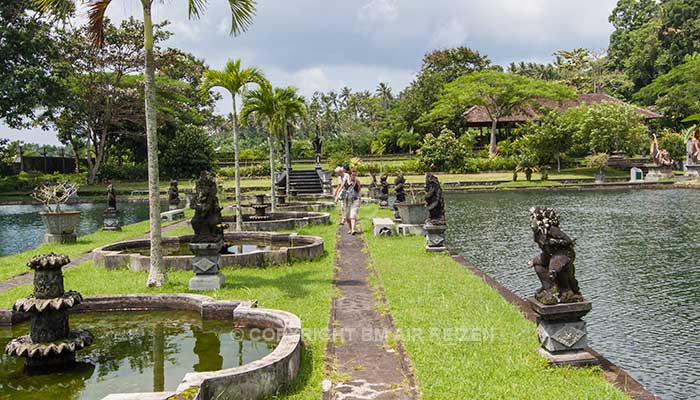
top-left (556, 153), bottom-right (561, 173)
top-left (269, 135), bottom-right (276, 212)
top-left (142, 0), bottom-right (166, 288)
top-left (232, 96), bottom-right (242, 231)
top-left (489, 119), bottom-right (498, 157)
top-left (284, 126), bottom-right (291, 196)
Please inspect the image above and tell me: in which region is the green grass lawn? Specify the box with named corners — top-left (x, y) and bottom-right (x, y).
top-left (361, 205), bottom-right (628, 400)
top-left (495, 180), bottom-right (563, 189)
top-left (0, 216), bottom-right (337, 400)
top-left (0, 208), bottom-right (195, 282)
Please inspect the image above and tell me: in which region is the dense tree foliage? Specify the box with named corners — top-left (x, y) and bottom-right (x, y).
top-left (421, 70), bottom-right (575, 156)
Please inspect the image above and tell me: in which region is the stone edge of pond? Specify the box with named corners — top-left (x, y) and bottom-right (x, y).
top-left (91, 231), bottom-right (325, 271)
top-left (0, 293), bottom-right (303, 400)
top-left (448, 252), bottom-right (662, 400)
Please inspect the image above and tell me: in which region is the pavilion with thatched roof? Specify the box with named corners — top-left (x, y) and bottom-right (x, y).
top-left (462, 93), bottom-right (662, 128)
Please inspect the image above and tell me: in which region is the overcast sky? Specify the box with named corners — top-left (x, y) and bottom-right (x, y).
top-left (2, 0), bottom-right (618, 145)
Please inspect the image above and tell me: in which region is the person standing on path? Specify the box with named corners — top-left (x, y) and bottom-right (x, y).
top-left (342, 168), bottom-right (362, 235)
top-left (334, 166), bottom-right (349, 225)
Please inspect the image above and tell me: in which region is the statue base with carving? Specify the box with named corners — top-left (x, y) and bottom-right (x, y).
top-left (103, 207), bottom-right (121, 231)
top-left (188, 241), bottom-right (225, 291)
top-left (528, 298), bottom-right (599, 366)
top-left (424, 223), bottom-right (447, 252)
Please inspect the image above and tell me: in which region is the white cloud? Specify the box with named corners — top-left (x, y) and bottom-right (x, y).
top-left (2, 0), bottom-right (621, 144)
top-left (429, 19), bottom-right (468, 49)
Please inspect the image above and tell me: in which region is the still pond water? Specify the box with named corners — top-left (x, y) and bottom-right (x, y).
top-left (0, 202), bottom-right (150, 256)
top-left (446, 189), bottom-right (699, 400)
top-left (0, 311), bottom-right (277, 400)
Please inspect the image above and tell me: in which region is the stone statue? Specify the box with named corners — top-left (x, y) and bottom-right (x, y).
top-left (369, 173), bottom-right (378, 190)
top-left (394, 173), bottom-right (406, 203)
top-left (168, 180), bottom-right (180, 208)
top-left (379, 175), bottom-right (389, 207)
top-left (190, 171), bottom-right (226, 242)
top-left (529, 207), bottom-right (583, 305)
top-left (650, 134), bottom-right (674, 167)
top-left (106, 181), bottom-right (117, 209)
top-left (424, 173), bottom-right (445, 225)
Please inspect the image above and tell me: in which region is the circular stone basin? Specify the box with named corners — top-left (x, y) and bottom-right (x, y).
top-left (0, 310), bottom-right (277, 400)
top-left (223, 210), bottom-right (331, 231)
top-left (93, 232), bottom-right (324, 271)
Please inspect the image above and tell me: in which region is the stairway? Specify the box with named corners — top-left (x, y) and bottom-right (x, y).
top-left (278, 170), bottom-right (324, 195)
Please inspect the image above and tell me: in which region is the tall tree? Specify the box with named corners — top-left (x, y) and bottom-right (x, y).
top-left (241, 80), bottom-right (280, 211)
top-left (38, 0), bottom-right (257, 288)
top-left (420, 70), bottom-right (575, 156)
top-left (200, 59), bottom-right (264, 231)
top-left (276, 87), bottom-right (307, 196)
top-left (375, 82), bottom-right (393, 109)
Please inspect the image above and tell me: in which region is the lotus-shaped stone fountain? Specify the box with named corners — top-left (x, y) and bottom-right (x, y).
top-left (5, 253), bottom-right (93, 369)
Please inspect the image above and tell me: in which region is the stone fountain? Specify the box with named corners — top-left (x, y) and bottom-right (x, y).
top-left (244, 194), bottom-right (272, 221)
top-left (5, 253), bottom-right (93, 369)
top-left (189, 171), bottom-right (228, 291)
top-left (527, 207), bottom-right (598, 366)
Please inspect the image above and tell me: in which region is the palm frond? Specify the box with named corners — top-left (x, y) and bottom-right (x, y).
top-left (226, 0), bottom-right (257, 36)
top-left (187, 0), bottom-right (208, 19)
top-left (87, 0), bottom-right (112, 47)
top-left (33, 0), bottom-right (76, 19)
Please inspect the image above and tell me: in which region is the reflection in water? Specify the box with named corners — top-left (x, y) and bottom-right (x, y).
top-left (446, 189), bottom-right (700, 400)
top-left (0, 202), bottom-right (151, 256)
top-left (0, 311), bottom-right (278, 400)
top-left (192, 325), bottom-right (223, 372)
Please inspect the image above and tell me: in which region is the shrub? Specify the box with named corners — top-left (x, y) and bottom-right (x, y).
top-left (456, 157), bottom-right (517, 173)
top-left (418, 127), bottom-right (470, 172)
top-left (585, 153), bottom-right (610, 174)
top-left (97, 163), bottom-right (148, 181)
top-left (657, 131), bottom-right (686, 163)
top-left (161, 125), bottom-right (215, 179)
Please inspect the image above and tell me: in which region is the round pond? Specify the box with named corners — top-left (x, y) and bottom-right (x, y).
top-left (0, 310), bottom-right (277, 400)
top-left (446, 189), bottom-right (700, 400)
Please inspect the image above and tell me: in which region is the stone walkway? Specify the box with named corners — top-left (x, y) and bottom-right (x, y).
top-left (0, 219), bottom-right (190, 294)
top-left (325, 227), bottom-right (418, 400)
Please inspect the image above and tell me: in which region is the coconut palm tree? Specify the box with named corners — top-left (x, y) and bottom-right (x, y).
top-left (240, 80), bottom-right (280, 212)
top-left (375, 82), bottom-right (393, 109)
top-left (200, 59), bottom-right (264, 231)
top-left (276, 87), bottom-right (307, 196)
top-left (37, 0), bottom-right (257, 288)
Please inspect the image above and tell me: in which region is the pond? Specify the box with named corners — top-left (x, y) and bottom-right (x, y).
top-left (0, 311), bottom-right (277, 400)
top-left (446, 189), bottom-right (700, 400)
top-left (0, 202), bottom-right (151, 256)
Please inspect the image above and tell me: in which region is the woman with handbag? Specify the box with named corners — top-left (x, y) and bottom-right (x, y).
top-left (342, 168), bottom-right (362, 235)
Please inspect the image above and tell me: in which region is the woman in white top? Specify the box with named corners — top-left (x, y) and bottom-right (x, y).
top-left (342, 168), bottom-right (362, 235)
top-left (334, 167), bottom-right (349, 225)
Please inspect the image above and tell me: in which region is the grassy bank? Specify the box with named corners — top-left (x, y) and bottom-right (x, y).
top-left (0, 208), bottom-right (194, 281)
top-left (0, 217), bottom-right (337, 400)
top-left (361, 205), bottom-right (627, 399)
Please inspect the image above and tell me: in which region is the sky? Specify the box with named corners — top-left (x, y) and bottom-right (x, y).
top-left (2, 0), bottom-right (618, 145)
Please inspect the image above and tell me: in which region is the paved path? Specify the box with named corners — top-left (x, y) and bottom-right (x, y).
top-left (325, 227), bottom-right (418, 400)
top-left (0, 219), bottom-right (190, 294)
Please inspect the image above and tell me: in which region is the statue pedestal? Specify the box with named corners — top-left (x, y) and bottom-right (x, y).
top-left (189, 241), bottom-right (225, 291)
top-left (424, 224), bottom-right (447, 252)
top-left (168, 203), bottom-right (180, 211)
top-left (685, 164), bottom-right (700, 178)
top-left (528, 298), bottom-right (598, 366)
top-left (103, 208), bottom-right (121, 231)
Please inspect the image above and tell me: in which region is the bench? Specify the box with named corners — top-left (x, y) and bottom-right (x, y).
top-left (161, 209), bottom-right (185, 222)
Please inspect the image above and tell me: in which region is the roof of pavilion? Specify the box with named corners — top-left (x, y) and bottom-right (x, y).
top-left (462, 93), bottom-right (663, 127)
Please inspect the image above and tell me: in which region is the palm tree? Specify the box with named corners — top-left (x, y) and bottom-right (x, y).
top-left (200, 59), bottom-right (264, 231)
top-left (375, 82), bottom-right (393, 109)
top-left (276, 87), bottom-right (307, 196)
top-left (37, 0), bottom-right (257, 288)
top-left (240, 80), bottom-right (280, 212)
